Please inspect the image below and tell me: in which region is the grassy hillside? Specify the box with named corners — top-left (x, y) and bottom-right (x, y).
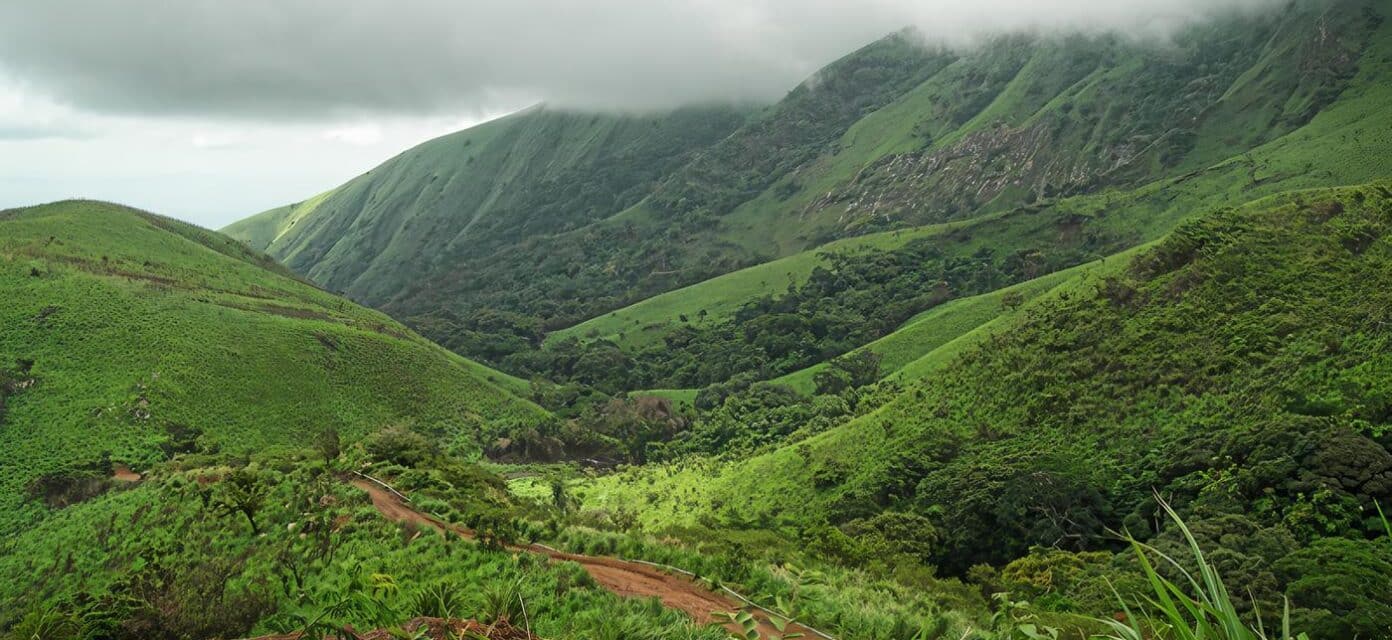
top-left (0, 201), bottom-right (548, 533)
top-left (625, 258), bottom-right (1102, 400)
top-left (221, 188), bottom-right (337, 252)
top-left (769, 261), bottom-right (1091, 394)
top-left (226, 1), bottom-right (1390, 401)
top-left (518, 1), bottom-right (1392, 397)
top-left (224, 105), bottom-right (751, 307)
top-left (582, 182), bottom-right (1392, 637)
top-left (546, 214), bottom-right (992, 350)
top-left (883, 250), bottom-right (1144, 383)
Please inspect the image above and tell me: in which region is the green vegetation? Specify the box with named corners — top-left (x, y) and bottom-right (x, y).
top-left (546, 218), bottom-right (982, 351)
top-left (226, 105), bottom-right (751, 313)
top-left (9, 2), bottom-right (1392, 638)
top-left (0, 201), bottom-right (547, 534)
top-left (0, 445), bottom-right (734, 640)
top-left (498, 0), bottom-right (1392, 404)
top-left (231, 2), bottom-right (1391, 412)
top-left (1099, 499), bottom-right (1315, 640)
top-left (510, 213), bottom-right (1131, 394)
top-left (581, 182), bottom-right (1392, 638)
top-left (771, 261), bottom-right (1090, 394)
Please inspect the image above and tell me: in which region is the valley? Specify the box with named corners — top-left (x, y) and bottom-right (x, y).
top-left (3, 1), bottom-right (1392, 639)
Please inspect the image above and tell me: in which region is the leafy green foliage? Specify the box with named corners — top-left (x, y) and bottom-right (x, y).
top-left (0, 456), bottom-right (731, 640)
top-left (508, 227), bottom-right (1124, 393)
top-left (584, 183), bottom-right (1392, 638)
top-left (1096, 500), bottom-right (1313, 640)
top-left (213, 467), bottom-right (270, 535)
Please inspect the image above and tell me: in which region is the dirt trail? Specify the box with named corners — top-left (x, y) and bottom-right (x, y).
top-left (349, 478), bottom-right (810, 638)
top-left (112, 464), bottom-right (142, 482)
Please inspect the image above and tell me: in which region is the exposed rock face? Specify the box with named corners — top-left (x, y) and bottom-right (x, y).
top-left (807, 118), bottom-right (1114, 226)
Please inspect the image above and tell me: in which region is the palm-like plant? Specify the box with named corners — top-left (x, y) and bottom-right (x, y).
top-left (715, 608), bottom-right (803, 640)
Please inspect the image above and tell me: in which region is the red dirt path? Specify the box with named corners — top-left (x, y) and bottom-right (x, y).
top-left (349, 478), bottom-right (808, 637)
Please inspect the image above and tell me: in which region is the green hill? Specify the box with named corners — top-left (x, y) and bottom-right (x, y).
top-left (546, 214), bottom-right (991, 351)
top-left (492, 0), bottom-right (1392, 397)
top-left (7, 3), bottom-right (1392, 639)
top-left (769, 260), bottom-right (1094, 394)
top-left (224, 105), bottom-right (751, 307)
top-left (0, 201), bottom-right (548, 532)
top-left (229, 1), bottom-right (1390, 398)
top-left (623, 255), bottom-right (1104, 401)
top-left (583, 182), bottom-right (1392, 637)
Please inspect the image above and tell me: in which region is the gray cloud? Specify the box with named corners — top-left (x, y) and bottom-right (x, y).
top-left (0, 0), bottom-right (1284, 119)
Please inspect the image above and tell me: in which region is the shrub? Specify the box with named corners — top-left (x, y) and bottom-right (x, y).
top-left (364, 425), bottom-right (436, 467)
top-left (25, 470), bottom-right (111, 508)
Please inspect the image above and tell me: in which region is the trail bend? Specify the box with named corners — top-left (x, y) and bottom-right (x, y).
top-left (349, 478), bottom-right (812, 638)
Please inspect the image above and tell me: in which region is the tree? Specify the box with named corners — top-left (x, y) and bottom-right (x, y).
top-left (549, 474), bottom-right (573, 515)
top-left (844, 511), bottom-right (940, 564)
top-left (215, 469), bottom-right (269, 535)
top-left (363, 425), bottom-right (435, 466)
top-left (1001, 290), bottom-right (1025, 311)
top-left (815, 350), bottom-right (882, 395)
top-left (313, 427), bottom-right (341, 464)
top-left (813, 367), bottom-right (853, 396)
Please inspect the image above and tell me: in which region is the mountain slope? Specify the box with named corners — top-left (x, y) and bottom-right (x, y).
top-left (0, 201), bottom-right (548, 532)
top-left (545, 213), bottom-right (993, 351)
top-left (230, 1), bottom-right (1389, 391)
top-left (507, 0), bottom-right (1392, 395)
top-left (768, 258), bottom-right (1097, 394)
top-left (225, 105), bottom-right (751, 306)
top-left (584, 182), bottom-right (1392, 636)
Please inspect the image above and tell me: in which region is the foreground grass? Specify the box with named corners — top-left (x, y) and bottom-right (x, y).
top-left (1097, 499), bottom-right (1314, 640)
top-left (0, 457), bottom-right (728, 640)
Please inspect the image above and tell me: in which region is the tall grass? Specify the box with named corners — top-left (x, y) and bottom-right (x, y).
top-left (1095, 498), bottom-right (1308, 640)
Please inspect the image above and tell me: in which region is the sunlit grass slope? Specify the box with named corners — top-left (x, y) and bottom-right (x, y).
top-left (0, 201), bottom-right (548, 532)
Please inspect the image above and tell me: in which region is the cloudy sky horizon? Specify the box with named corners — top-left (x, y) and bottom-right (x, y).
top-left (0, 0), bottom-right (1282, 229)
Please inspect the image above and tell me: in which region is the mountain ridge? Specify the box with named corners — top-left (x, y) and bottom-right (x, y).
top-left (227, 1), bottom-right (1387, 391)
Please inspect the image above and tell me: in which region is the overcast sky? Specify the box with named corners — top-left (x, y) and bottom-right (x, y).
top-left (0, 0), bottom-right (1280, 229)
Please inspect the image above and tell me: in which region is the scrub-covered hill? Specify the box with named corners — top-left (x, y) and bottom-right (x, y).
top-left (467, 0), bottom-right (1392, 397)
top-left (232, 0), bottom-right (1391, 399)
top-left (0, 200), bottom-right (549, 532)
top-left (584, 182), bottom-right (1392, 638)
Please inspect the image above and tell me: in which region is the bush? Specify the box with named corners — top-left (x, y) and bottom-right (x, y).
top-left (1273, 537), bottom-right (1392, 638)
top-left (364, 425), bottom-right (436, 467)
top-left (25, 470), bottom-right (111, 508)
